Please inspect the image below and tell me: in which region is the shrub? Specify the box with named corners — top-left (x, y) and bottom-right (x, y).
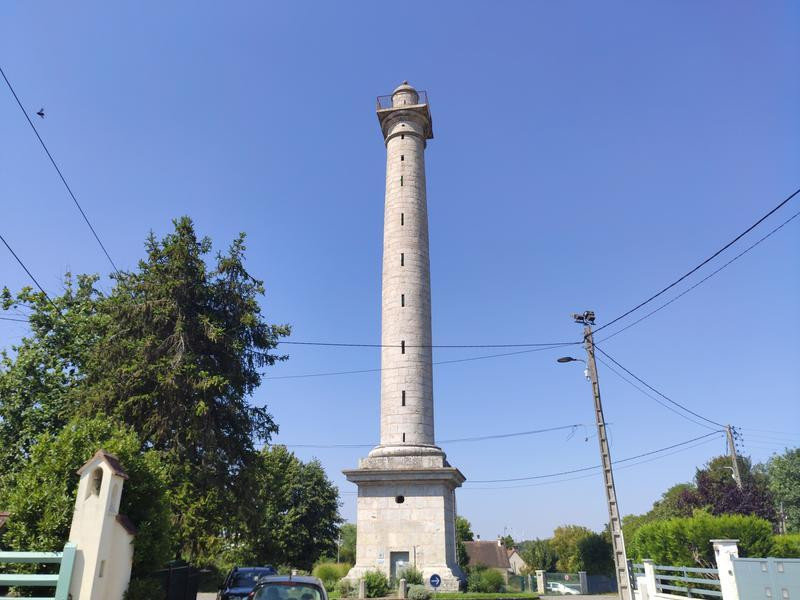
top-left (363, 570), bottom-right (390, 598)
top-left (466, 566), bottom-right (505, 593)
top-left (480, 569), bottom-right (506, 593)
top-left (124, 578), bottom-right (165, 600)
top-left (772, 534), bottom-right (800, 558)
top-left (407, 584), bottom-right (431, 600)
top-left (399, 565), bottom-right (424, 585)
top-left (313, 562), bottom-right (351, 589)
top-left (336, 578), bottom-right (355, 598)
top-left (629, 510), bottom-right (774, 566)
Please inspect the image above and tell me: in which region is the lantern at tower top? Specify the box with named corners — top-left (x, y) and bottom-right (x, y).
top-left (376, 81), bottom-right (433, 140)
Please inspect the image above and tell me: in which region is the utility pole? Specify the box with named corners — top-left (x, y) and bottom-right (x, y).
top-left (726, 425), bottom-right (743, 490)
top-left (572, 311), bottom-right (632, 600)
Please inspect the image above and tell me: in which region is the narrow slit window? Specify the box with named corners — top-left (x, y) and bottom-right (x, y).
top-left (401, 155), bottom-right (405, 161)
top-left (400, 175), bottom-right (404, 186)
top-left (401, 294), bottom-right (405, 307)
top-left (401, 212), bottom-right (404, 225)
top-left (401, 340), bottom-right (405, 354)
top-left (401, 253), bottom-right (404, 266)
top-left (401, 134), bottom-right (405, 140)
top-left (402, 433), bottom-right (406, 442)
top-left (402, 391), bottom-right (406, 406)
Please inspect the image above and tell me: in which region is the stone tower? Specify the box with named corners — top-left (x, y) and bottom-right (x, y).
top-left (344, 83), bottom-right (465, 591)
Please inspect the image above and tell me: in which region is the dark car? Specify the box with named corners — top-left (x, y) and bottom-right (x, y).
top-left (218, 566), bottom-right (277, 600)
top-left (247, 575), bottom-right (328, 600)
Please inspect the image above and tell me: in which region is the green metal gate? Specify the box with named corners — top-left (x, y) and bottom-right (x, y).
top-left (0, 542), bottom-right (76, 600)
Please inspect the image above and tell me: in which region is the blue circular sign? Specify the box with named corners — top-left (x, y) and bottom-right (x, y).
top-left (429, 574), bottom-right (441, 588)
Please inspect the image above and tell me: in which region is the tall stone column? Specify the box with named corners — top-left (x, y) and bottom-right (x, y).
top-left (376, 82), bottom-right (435, 452)
top-left (344, 83), bottom-right (465, 591)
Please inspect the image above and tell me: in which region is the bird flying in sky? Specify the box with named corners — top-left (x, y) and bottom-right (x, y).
top-left (36, 108), bottom-right (45, 118)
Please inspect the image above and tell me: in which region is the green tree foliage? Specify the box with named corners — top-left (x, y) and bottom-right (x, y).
top-left (628, 511), bottom-right (774, 566)
top-left (771, 533), bottom-right (800, 558)
top-left (500, 534), bottom-right (514, 548)
top-left (575, 533), bottom-right (614, 575)
top-left (520, 538), bottom-right (557, 573)
top-left (0, 416), bottom-right (171, 574)
top-left (690, 456), bottom-right (776, 522)
top-left (456, 516), bottom-right (474, 542)
top-left (455, 516), bottom-right (474, 569)
top-left (767, 448), bottom-right (800, 533)
top-left (339, 523), bottom-right (357, 564)
top-left (82, 218), bottom-right (290, 561)
top-left (236, 445), bottom-right (342, 571)
top-left (550, 525), bottom-right (593, 573)
top-left (0, 274), bottom-right (101, 476)
top-left (0, 218), bottom-right (292, 565)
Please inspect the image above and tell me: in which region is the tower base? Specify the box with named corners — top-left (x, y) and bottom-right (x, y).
top-left (343, 449), bottom-right (466, 592)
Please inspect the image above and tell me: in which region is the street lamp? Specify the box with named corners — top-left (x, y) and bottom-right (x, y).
top-left (557, 356), bottom-right (584, 363)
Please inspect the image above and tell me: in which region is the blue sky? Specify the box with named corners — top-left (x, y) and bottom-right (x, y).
top-left (1, 2), bottom-right (798, 540)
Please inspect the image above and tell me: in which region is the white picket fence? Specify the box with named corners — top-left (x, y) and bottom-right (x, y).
top-left (633, 539), bottom-right (800, 600)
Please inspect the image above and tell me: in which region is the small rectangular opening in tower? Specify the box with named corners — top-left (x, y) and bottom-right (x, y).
top-left (401, 294), bottom-right (405, 307)
top-left (401, 212), bottom-right (404, 226)
top-left (400, 175), bottom-right (403, 186)
top-left (401, 340), bottom-right (405, 354)
top-left (400, 253), bottom-right (404, 266)
top-left (401, 134), bottom-right (405, 139)
top-left (402, 433), bottom-right (406, 442)
top-left (401, 155), bottom-right (405, 161)
top-left (402, 390), bottom-right (406, 406)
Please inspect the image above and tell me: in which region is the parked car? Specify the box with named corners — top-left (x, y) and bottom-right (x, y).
top-left (218, 566), bottom-right (277, 600)
top-left (546, 581), bottom-right (580, 595)
top-left (247, 575), bottom-right (328, 600)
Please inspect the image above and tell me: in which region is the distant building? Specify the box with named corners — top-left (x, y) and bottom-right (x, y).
top-left (462, 540), bottom-right (512, 582)
top-left (507, 548), bottom-right (526, 575)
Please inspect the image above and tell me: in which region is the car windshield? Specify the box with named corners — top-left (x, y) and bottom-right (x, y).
top-left (254, 583), bottom-right (323, 600)
top-left (231, 571), bottom-right (269, 588)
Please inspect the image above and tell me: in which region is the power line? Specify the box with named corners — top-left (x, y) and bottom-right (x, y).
top-left (265, 342), bottom-right (577, 380)
top-left (595, 354), bottom-right (718, 432)
top-left (278, 423), bottom-right (586, 449)
top-left (593, 186), bottom-right (800, 335)
top-left (279, 340), bottom-right (578, 349)
top-left (598, 209), bottom-right (800, 342)
top-left (593, 344), bottom-right (725, 429)
top-left (463, 433), bottom-right (724, 491)
top-left (0, 64), bottom-right (119, 274)
top-left (0, 233), bottom-right (59, 312)
top-left (467, 431), bottom-right (722, 483)
top-left (0, 316), bottom-right (30, 323)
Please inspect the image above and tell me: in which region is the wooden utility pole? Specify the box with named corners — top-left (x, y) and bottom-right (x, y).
top-left (575, 311), bottom-right (632, 600)
top-left (726, 425), bottom-right (743, 490)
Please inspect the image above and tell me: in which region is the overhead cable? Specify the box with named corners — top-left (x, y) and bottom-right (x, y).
top-left (595, 354), bottom-right (719, 432)
top-left (593, 344), bottom-right (725, 429)
top-left (278, 423), bottom-right (585, 449)
top-left (463, 433), bottom-right (724, 490)
top-left (0, 233), bottom-right (59, 312)
top-left (467, 431), bottom-right (721, 483)
top-left (598, 209), bottom-right (800, 342)
top-left (265, 342), bottom-right (576, 380)
top-left (593, 186), bottom-right (800, 335)
top-left (0, 64), bottom-right (119, 274)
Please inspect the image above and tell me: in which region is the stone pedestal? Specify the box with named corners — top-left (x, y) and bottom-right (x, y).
top-left (344, 450), bottom-right (465, 591)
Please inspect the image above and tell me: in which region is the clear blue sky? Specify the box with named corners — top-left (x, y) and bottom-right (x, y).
top-left (2, 2), bottom-right (798, 540)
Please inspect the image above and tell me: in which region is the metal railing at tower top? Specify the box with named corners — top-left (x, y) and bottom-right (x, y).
top-left (376, 90), bottom-right (430, 110)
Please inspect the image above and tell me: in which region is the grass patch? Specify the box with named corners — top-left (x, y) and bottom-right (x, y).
top-left (433, 594), bottom-right (539, 599)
